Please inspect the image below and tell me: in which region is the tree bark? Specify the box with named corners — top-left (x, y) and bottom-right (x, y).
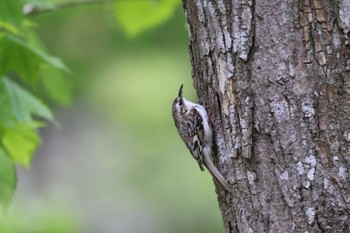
top-left (182, 0), bottom-right (350, 232)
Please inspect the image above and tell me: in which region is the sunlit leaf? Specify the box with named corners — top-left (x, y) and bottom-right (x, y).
top-left (114, 0), bottom-right (179, 37)
top-left (0, 20), bottom-right (22, 37)
top-left (0, 147), bottom-right (16, 209)
top-left (2, 127), bottom-right (40, 167)
top-left (2, 77), bottom-right (54, 125)
top-left (40, 66), bottom-right (73, 105)
top-left (0, 1), bottom-right (23, 29)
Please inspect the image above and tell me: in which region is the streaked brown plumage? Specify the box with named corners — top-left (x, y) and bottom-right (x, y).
top-left (172, 85), bottom-right (231, 192)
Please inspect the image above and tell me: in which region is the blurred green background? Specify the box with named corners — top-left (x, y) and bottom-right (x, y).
top-left (0, 2), bottom-right (225, 232)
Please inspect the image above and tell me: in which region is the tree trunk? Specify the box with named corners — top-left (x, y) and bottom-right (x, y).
top-left (182, 0), bottom-right (350, 232)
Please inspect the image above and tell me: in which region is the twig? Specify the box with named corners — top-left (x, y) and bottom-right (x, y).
top-left (23, 0), bottom-right (117, 16)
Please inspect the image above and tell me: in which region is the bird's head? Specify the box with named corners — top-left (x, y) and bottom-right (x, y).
top-left (172, 84), bottom-right (185, 117)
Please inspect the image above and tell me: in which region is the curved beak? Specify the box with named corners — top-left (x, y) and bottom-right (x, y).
top-left (178, 84), bottom-right (183, 97)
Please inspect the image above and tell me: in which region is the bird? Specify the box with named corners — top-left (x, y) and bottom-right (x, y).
top-left (172, 84), bottom-right (231, 192)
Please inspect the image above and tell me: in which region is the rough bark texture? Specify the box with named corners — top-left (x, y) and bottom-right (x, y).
top-left (182, 0), bottom-right (350, 232)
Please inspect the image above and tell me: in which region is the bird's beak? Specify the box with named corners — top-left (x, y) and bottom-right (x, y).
top-left (178, 84), bottom-right (183, 97)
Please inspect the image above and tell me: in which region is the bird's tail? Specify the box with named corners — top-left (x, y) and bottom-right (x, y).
top-left (203, 155), bottom-right (232, 192)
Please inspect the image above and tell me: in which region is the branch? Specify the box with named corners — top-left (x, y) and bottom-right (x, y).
top-left (23, 0), bottom-right (117, 16)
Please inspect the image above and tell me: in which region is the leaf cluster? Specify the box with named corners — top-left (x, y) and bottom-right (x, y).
top-left (0, 0), bottom-right (181, 211)
top-left (0, 0), bottom-right (71, 209)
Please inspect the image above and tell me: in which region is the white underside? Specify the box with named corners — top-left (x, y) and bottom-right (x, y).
top-left (183, 98), bottom-right (213, 147)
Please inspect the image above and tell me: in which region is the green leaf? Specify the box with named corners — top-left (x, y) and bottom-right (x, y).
top-left (2, 77), bottom-right (54, 125)
top-left (0, 35), bottom-right (70, 86)
top-left (10, 35), bottom-right (70, 72)
top-left (0, 1), bottom-right (23, 29)
top-left (0, 80), bottom-right (16, 127)
top-left (0, 35), bottom-right (41, 85)
top-left (2, 127), bottom-right (40, 167)
top-left (40, 66), bottom-right (73, 105)
top-left (0, 20), bottom-right (22, 37)
top-left (0, 147), bottom-right (16, 210)
top-left (114, 0), bottom-right (179, 37)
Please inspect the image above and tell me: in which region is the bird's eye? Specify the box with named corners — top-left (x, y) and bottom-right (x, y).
top-left (178, 99), bottom-right (183, 106)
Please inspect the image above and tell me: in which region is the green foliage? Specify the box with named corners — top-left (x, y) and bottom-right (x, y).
top-left (0, 148), bottom-right (16, 211)
top-left (40, 67), bottom-right (72, 105)
top-left (3, 126), bottom-right (41, 167)
top-left (0, 0), bottom-right (70, 209)
top-left (1, 78), bottom-right (54, 125)
top-left (0, 1), bottom-right (23, 29)
top-left (0, 0), bottom-right (181, 216)
top-left (115, 0), bottom-right (180, 37)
